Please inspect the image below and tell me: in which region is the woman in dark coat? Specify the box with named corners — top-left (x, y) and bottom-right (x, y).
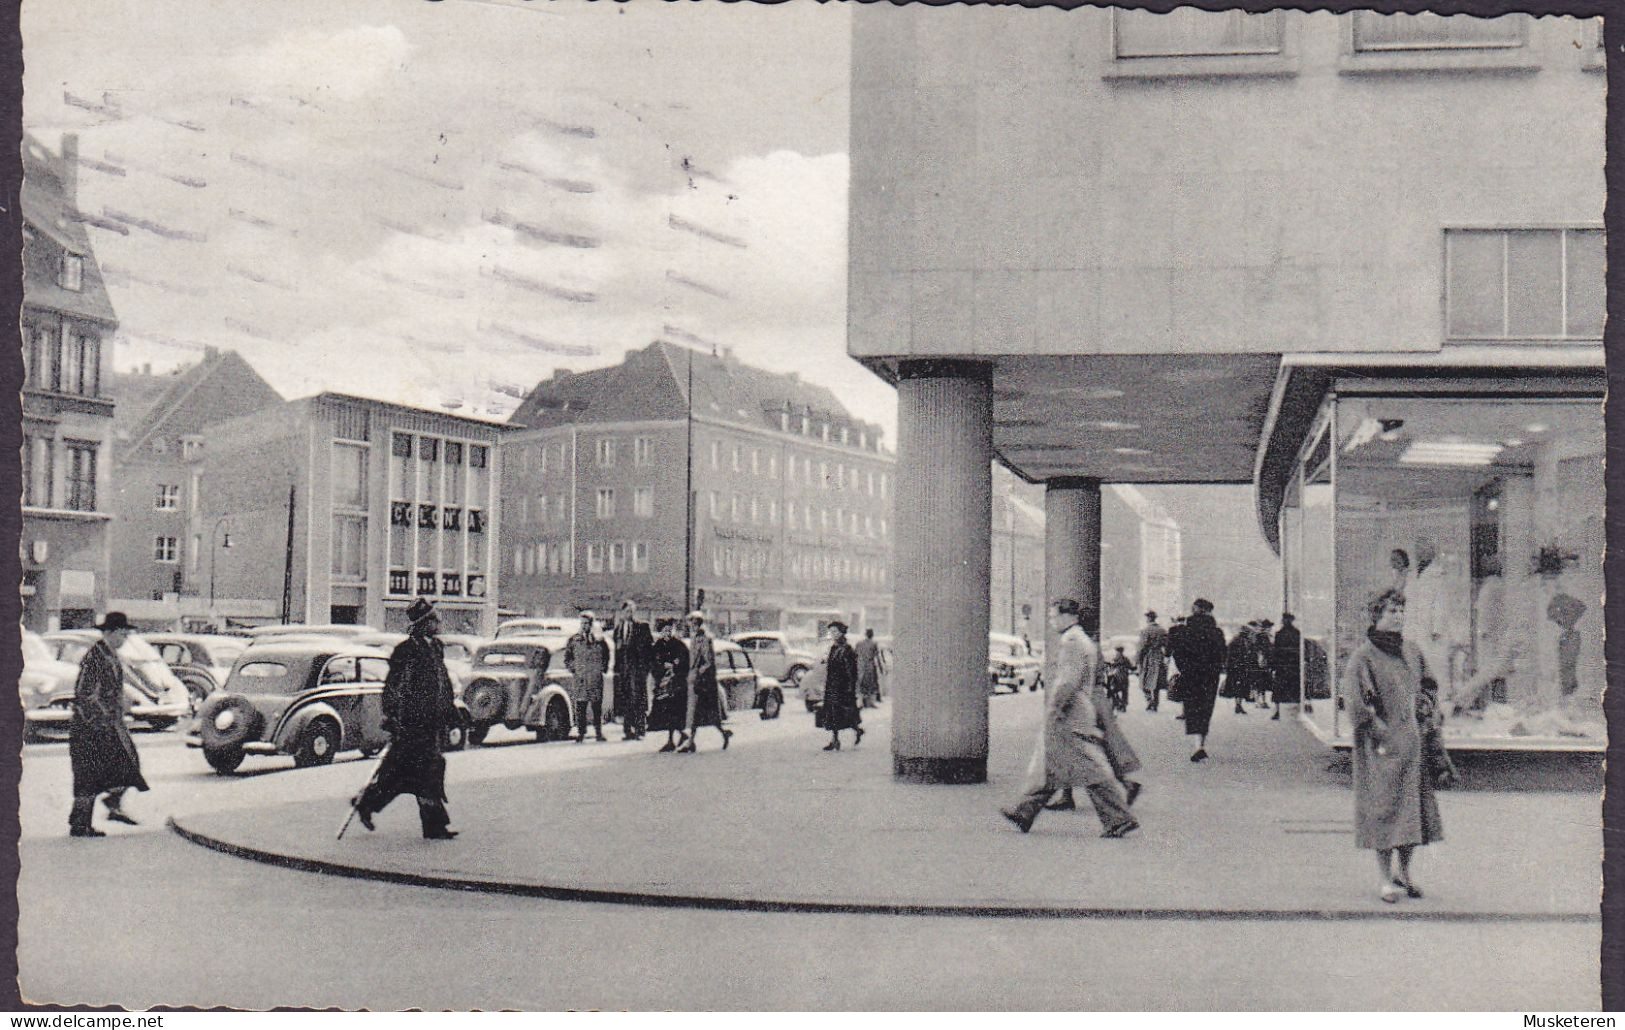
top-left (1345, 588), bottom-right (1447, 904)
top-left (648, 619), bottom-right (691, 752)
top-left (678, 612), bottom-right (731, 752)
top-left (1221, 625), bottom-right (1256, 713)
top-left (68, 613), bottom-right (149, 837)
top-left (1269, 613), bottom-right (1303, 719)
top-left (815, 622), bottom-right (863, 750)
top-left (1171, 600), bottom-right (1226, 761)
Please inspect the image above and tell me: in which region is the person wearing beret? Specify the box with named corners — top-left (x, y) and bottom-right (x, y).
top-left (815, 621), bottom-right (863, 751)
top-left (68, 612), bottom-right (150, 838)
top-left (354, 598), bottom-right (461, 840)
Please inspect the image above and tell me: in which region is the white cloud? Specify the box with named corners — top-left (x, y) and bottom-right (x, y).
top-left (237, 24), bottom-right (413, 105)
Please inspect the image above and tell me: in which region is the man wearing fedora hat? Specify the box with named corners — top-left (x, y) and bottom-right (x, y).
top-left (68, 612), bottom-right (150, 837)
top-left (1136, 609), bottom-right (1169, 713)
top-left (354, 598), bottom-right (461, 839)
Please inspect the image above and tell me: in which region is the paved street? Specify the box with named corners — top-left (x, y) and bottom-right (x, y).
top-left (17, 692), bottom-right (1603, 1010)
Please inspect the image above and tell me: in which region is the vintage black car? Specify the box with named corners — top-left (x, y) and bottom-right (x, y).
top-left (186, 640), bottom-right (470, 773)
top-left (461, 639), bottom-right (576, 745)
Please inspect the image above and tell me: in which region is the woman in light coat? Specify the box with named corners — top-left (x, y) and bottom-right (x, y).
top-left (1345, 588), bottom-right (1446, 904)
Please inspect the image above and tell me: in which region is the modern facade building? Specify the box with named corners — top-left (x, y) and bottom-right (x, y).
top-left (195, 393), bottom-right (507, 634)
top-left (1101, 486), bottom-right (1183, 639)
top-left (19, 134), bottom-right (119, 632)
top-left (502, 341), bottom-right (895, 638)
top-left (106, 349), bottom-right (284, 628)
top-left (849, 7), bottom-right (1605, 778)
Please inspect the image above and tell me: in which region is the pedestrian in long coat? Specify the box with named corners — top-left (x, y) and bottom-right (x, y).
top-left (68, 612), bottom-right (149, 837)
top-left (1347, 588), bottom-right (1446, 904)
top-left (1171, 599), bottom-right (1227, 761)
top-left (1269, 614), bottom-right (1302, 716)
top-left (816, 622), bottom-right (864, 750)
top-left (853, 628), bottom-right (884, 708)
top-left (1047, 646), bottom-right (1144, 813)
top-left (355, 598), bottom-right (460, 839)
top-left (1001, 598), bottom-right (1136, 838)
top-left (648, 618), bottom-right (691, 751)
top-left (678, 612), bottom-right (731, 752)
top-left (612, 600), bottom-right (655, 741)
top-left (564, 611), bottom-right (610, 743)
top-left (1136, 611), bottom-right (1169, 712)
top-left (1221, 624), bottom-right (1257, 713)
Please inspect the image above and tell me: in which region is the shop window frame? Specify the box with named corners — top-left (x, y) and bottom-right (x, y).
top-left (1104, 7), bottom-right (1299, 81)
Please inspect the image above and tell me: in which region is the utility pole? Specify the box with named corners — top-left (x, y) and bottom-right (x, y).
top-left (280, 484), bottom-right (296, 624)
top-left (682, 343), bottom-right (694, 614)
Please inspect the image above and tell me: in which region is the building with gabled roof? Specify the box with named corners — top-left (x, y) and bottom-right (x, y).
top-left (20, 133), bottom-right (120, 631)
top-left (106, 348), bottom-right (284, 627)
top-left (503, 340), bottom-right (894, 638)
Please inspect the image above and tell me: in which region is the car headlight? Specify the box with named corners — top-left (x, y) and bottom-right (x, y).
top-left (214, 709), bottom-right (237, 731)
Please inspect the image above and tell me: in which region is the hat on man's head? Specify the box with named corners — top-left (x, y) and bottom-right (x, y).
top-left (655, 617), bottom-right (675, 630)
top-left (95, 611), bottom-right (133, 632)
top-left (1260, 619), bottom-right (1274, 628)
top-left (1193, 598), bottom-right (1214, 612)
top-left (828, 620), bottom-right (848, 635)
top-left (579, 610), bottom-right (597, 620)
top-left (1145, 610), bottom-right (1157, 620)
top-left (406, 597), bottom-right (438, 628)
top-left (1054, 597), bottom-right (1082, 616)
top-left (686, 610), bottom-right (706, 622)
top-left (1281, 612), bottom-right (1296, 623)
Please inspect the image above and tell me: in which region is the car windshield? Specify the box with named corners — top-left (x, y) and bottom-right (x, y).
top-left (208, 639), bottom-right (248, 666)
top-left (443, 643), bottom-right (470, 662)
top-left (118, 636), bottom-right (165, 663)
top-left (55, 639), bottom-right (90, 664)
top-left (229, 661), bottom-right (301, 693)
top-left (22, 632), bottom-right (53, 665)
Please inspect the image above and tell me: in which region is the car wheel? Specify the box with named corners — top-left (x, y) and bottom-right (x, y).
top-left (359, 745), bottom-right (382, 758)
top-left (464, 680), bottom-right (507, 724)
top-left (759, 690), bottom-right (782, 721)
top-left (445, 713), bottom-right (469, 752)
top-left (294, 719), bottom-right (340, 768)
top-left (541, 698), bottom-right (570, 742)
top-left (468, 721), bottom-right (490, 747)
top-left (204, 746), bottom-right (245, 774)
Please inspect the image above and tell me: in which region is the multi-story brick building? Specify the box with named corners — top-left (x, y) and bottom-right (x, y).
top-left (195, 393), bottom-right (507, 634)
top-left (106, 348), bottom-right (283, 628)
top-left (19, 134), bottom-right (119, 631)
top-left (502, 341), bottom-right (894, 638)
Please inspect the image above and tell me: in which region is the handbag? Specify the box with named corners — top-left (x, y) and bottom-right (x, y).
top-left (1166, 671), bottom-right (1184, 703)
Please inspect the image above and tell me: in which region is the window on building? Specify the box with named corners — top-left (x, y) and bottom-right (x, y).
top-left (1446, 228), bottom-right (1604, 340)
top-left (470, 444), bottom-right (488, 468)
top-left (634, 436), bottom-right (652, 466)
top-left (731, 495), bottom-right (741, 523)
top-left (634, 487), bottom-right (654, 518)
top-left (768, 454), bottom-right (778, 479)
top-left (709, 491), bottom-right (719, 520)
top-left (596, 437), bottom-right (616, 467)
top-left (840, 427), bottom-right (849, 445)
top-left (333, 443), bottom-right (369, 509)
top-left (519, 496), bottom-right (529, 524)
top-left (711, 440), bottom-right (720, 469)
top-left (820, 508), bottom-right (829, 530)
top-left (712, 549), bottom-right (724, 576)
top-left (555, 495), bottom-right (566, 522)
top-left (155, 484), bottom-right (179, 511)
top-left (587, 542), bottom-right (605, 573)
top-left (834, 507), bottom-right (844, 534)
top-left (881, 518), bottom-right (889, 537)
top-left (1352, 11), bottom-right (1524, 51)
top-left (181, 436), bottom-right (203, 462)
top-left (750, 497), bottom-right (760, 523)
top-left (769, 500), bottom-right (779, 525)
top-left (881, 474), bottom-right (889, 500)
top-left (835, 465), bottom-right (844, 490)
top-left (609, 541), bottom-right (627, 573)
top-left (751, 448), bottom-right (760, 475)
top-left (804, 460), bottom-right (813, 487)
top-left (596, 488), bottom-right (616, 519)
top-left (331, 516), bottom-right (366, 579)
top-left (804, 506), bottom-right (813, 531)
top-left (538, 444), bottom-right (549, 475)
top-left (60, 253), bottom-right (83, 291)
top-left (65, 441), bottom-right (96, 512)
top-left (732, 445), bottom-right (742, 472)
top-left (1113, 8), bottom-right (1284, 57)
top-left (632, 541), bottom-right (649, 573)
top-left (154, 536), bottom-right (178, 563)
top-left (780, 411), bottom-right (790, 432)
top-left (820, 423), bottom-right (830, 442)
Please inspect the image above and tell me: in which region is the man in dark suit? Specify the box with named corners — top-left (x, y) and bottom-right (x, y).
top-left (68, 612), bottom-right (149, 837)
top-left (355, 598), bottom-right (461, 839)
top-left (612, 599), bottom-right (655, 741)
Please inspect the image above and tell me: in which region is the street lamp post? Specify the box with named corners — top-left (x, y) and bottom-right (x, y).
top-left (208, 516), bottom-right (233, 623)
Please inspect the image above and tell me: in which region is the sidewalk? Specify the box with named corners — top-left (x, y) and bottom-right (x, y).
top-left (170, 690), bottom-right (1602, 920)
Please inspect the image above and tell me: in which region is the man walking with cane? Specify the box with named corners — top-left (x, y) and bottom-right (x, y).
top-left (353, 598), bottom-right (461, 840)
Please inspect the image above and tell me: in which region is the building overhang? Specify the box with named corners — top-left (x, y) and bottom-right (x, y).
top-left (861, 353), bottom-right (1281, 486)
top-left (1251, 345), bottom-right (1606, 554)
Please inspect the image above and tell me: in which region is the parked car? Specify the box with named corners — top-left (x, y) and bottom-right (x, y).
top-left (729, 631), bottom-right (819, 688)
top-left (43, 630), bottom-right (194, 728)
top-left (460, 640), bottom-right (576, 745)
top-left (352, 631), bottom-right (482, 689)
top-left (186, 641), bottom-right (471, 774)
top-left (20, 629), bottom-right (83, 743)
top-left (713, 639), bottom-right (785, 720)
top-left (494, 618), bottom-right (576, 645)
top-left (244, 623), bottom-right (379, 642)
top-left (989, 632), bottom-right (1043, 694)
top-left (146, 633), bottom-right (250, 708)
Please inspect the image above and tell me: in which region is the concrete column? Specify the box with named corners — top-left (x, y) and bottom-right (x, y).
top-left (1045, 478), bottom-right (1102, 643)
top-left (892, 360), bottom-right (992, 784)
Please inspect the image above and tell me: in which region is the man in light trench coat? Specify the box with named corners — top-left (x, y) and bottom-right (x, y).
top-left (1001, 598), bottom-right (1139, 838)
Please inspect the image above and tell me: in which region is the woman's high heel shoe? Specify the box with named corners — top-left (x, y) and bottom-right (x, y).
top-left (822, 739), bottom-right (841, 752)
top-left (721, 729), bottom-right (733, 751)
top-left (852, 727), bottom-right (864, 749)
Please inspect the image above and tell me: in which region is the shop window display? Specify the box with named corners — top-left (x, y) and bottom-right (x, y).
top-left (1332, 397), bottom-right (1603, 745)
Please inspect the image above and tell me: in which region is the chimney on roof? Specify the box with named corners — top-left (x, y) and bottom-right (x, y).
top-left (141, 363), bottom-right (151, 376)
top-left (60, 134), bottom-right (79, 207)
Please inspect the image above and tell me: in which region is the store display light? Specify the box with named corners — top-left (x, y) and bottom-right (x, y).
top-left (1397, 440), bottom-right (1504, 466)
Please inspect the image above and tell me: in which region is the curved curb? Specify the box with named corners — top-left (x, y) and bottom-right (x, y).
top-left (167, 818), bottom-right (1598, 924)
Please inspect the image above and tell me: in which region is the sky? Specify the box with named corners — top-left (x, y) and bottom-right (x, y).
top-left (22, 0), bottom-right (881, 432)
